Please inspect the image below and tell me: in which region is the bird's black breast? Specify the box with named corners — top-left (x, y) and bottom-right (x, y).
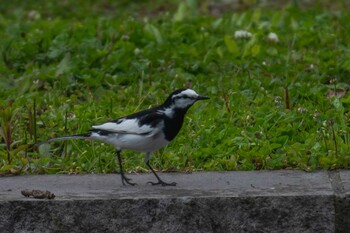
top-left (163, 111), bottom-right (186, 141)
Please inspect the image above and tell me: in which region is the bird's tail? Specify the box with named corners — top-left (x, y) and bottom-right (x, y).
top-left (34, 133), bottom-right (91, 147)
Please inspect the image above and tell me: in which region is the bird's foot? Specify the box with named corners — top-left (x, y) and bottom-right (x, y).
top-left (121, 174), bottom-right (136, 186)
top-left (147, 180), bottom-right (177, 186)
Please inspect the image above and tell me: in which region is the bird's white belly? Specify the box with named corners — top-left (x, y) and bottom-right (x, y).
top-left (90, 131), bottom-right (170, 152)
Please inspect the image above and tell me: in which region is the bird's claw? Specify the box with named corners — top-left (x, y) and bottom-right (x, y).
top-left (147, 181), bottom-right (177, 186)
top-left (121, 174), bottom-right (136, 186)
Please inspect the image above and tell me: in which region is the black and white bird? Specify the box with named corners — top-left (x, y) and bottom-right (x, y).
top-left (36, 89), bottom-right (209, 186)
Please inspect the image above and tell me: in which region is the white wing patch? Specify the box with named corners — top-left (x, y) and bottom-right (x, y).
top-left (92, 118), bottom-right (153, 135)
top-left (90, 121), bottom-right (168, 152)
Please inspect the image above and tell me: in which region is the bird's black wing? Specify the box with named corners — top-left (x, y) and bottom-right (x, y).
top-left (91, 108), bottom-right (165, 135)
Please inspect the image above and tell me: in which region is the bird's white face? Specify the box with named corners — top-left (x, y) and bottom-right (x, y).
top-left (171, 89), bottom-right (200, 109)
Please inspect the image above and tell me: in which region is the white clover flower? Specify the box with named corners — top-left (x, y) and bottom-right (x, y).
top-left (274, 96), bottom-right (282, 104)
top-left (313, 110), bottom-right (320, 120)
top-left (121, 34), bottom-right (129, 41)
top-left (67, 113), bottom-right (76, 119)
top-left (267, 32), bottom-right (279, 43)
top-left (297, 107), bottom-right (308, 113)
top-left (134, 48), bottom-right (142, 55)
top-left (322, 120), bottom-right (328, 127)
top-left (234, 30), bottom-right (252, 39)
top-left (28, 10), bottom-right (41, 20)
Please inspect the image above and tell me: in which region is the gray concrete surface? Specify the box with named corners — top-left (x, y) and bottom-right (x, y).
top-left (0, 170), bottom-right (349, 233)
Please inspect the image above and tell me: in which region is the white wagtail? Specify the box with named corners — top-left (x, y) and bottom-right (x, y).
top-left (36, 89), bottom-right (209, 186)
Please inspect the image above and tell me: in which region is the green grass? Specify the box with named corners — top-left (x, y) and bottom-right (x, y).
top-left (1, 1), bottom-right (350, 175)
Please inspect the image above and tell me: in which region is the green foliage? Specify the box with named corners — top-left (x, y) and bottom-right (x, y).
top-left (1, 1), bottom-right (350, 175)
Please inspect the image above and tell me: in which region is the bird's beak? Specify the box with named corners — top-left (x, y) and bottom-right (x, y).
top-left (196, 95), bottom-right (210, 101)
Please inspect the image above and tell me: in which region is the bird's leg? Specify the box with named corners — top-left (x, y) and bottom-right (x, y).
top-left (146, 160), bottom-right (177, 186)
top-left (116, 150), bottom-right (136, 186)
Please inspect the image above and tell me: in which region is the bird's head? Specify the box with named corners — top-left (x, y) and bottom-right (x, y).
top-left (164, 89), bottom-right (209, 110)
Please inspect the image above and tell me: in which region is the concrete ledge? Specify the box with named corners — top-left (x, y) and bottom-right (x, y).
top-left (0, 170), bottom-right (349, 233)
